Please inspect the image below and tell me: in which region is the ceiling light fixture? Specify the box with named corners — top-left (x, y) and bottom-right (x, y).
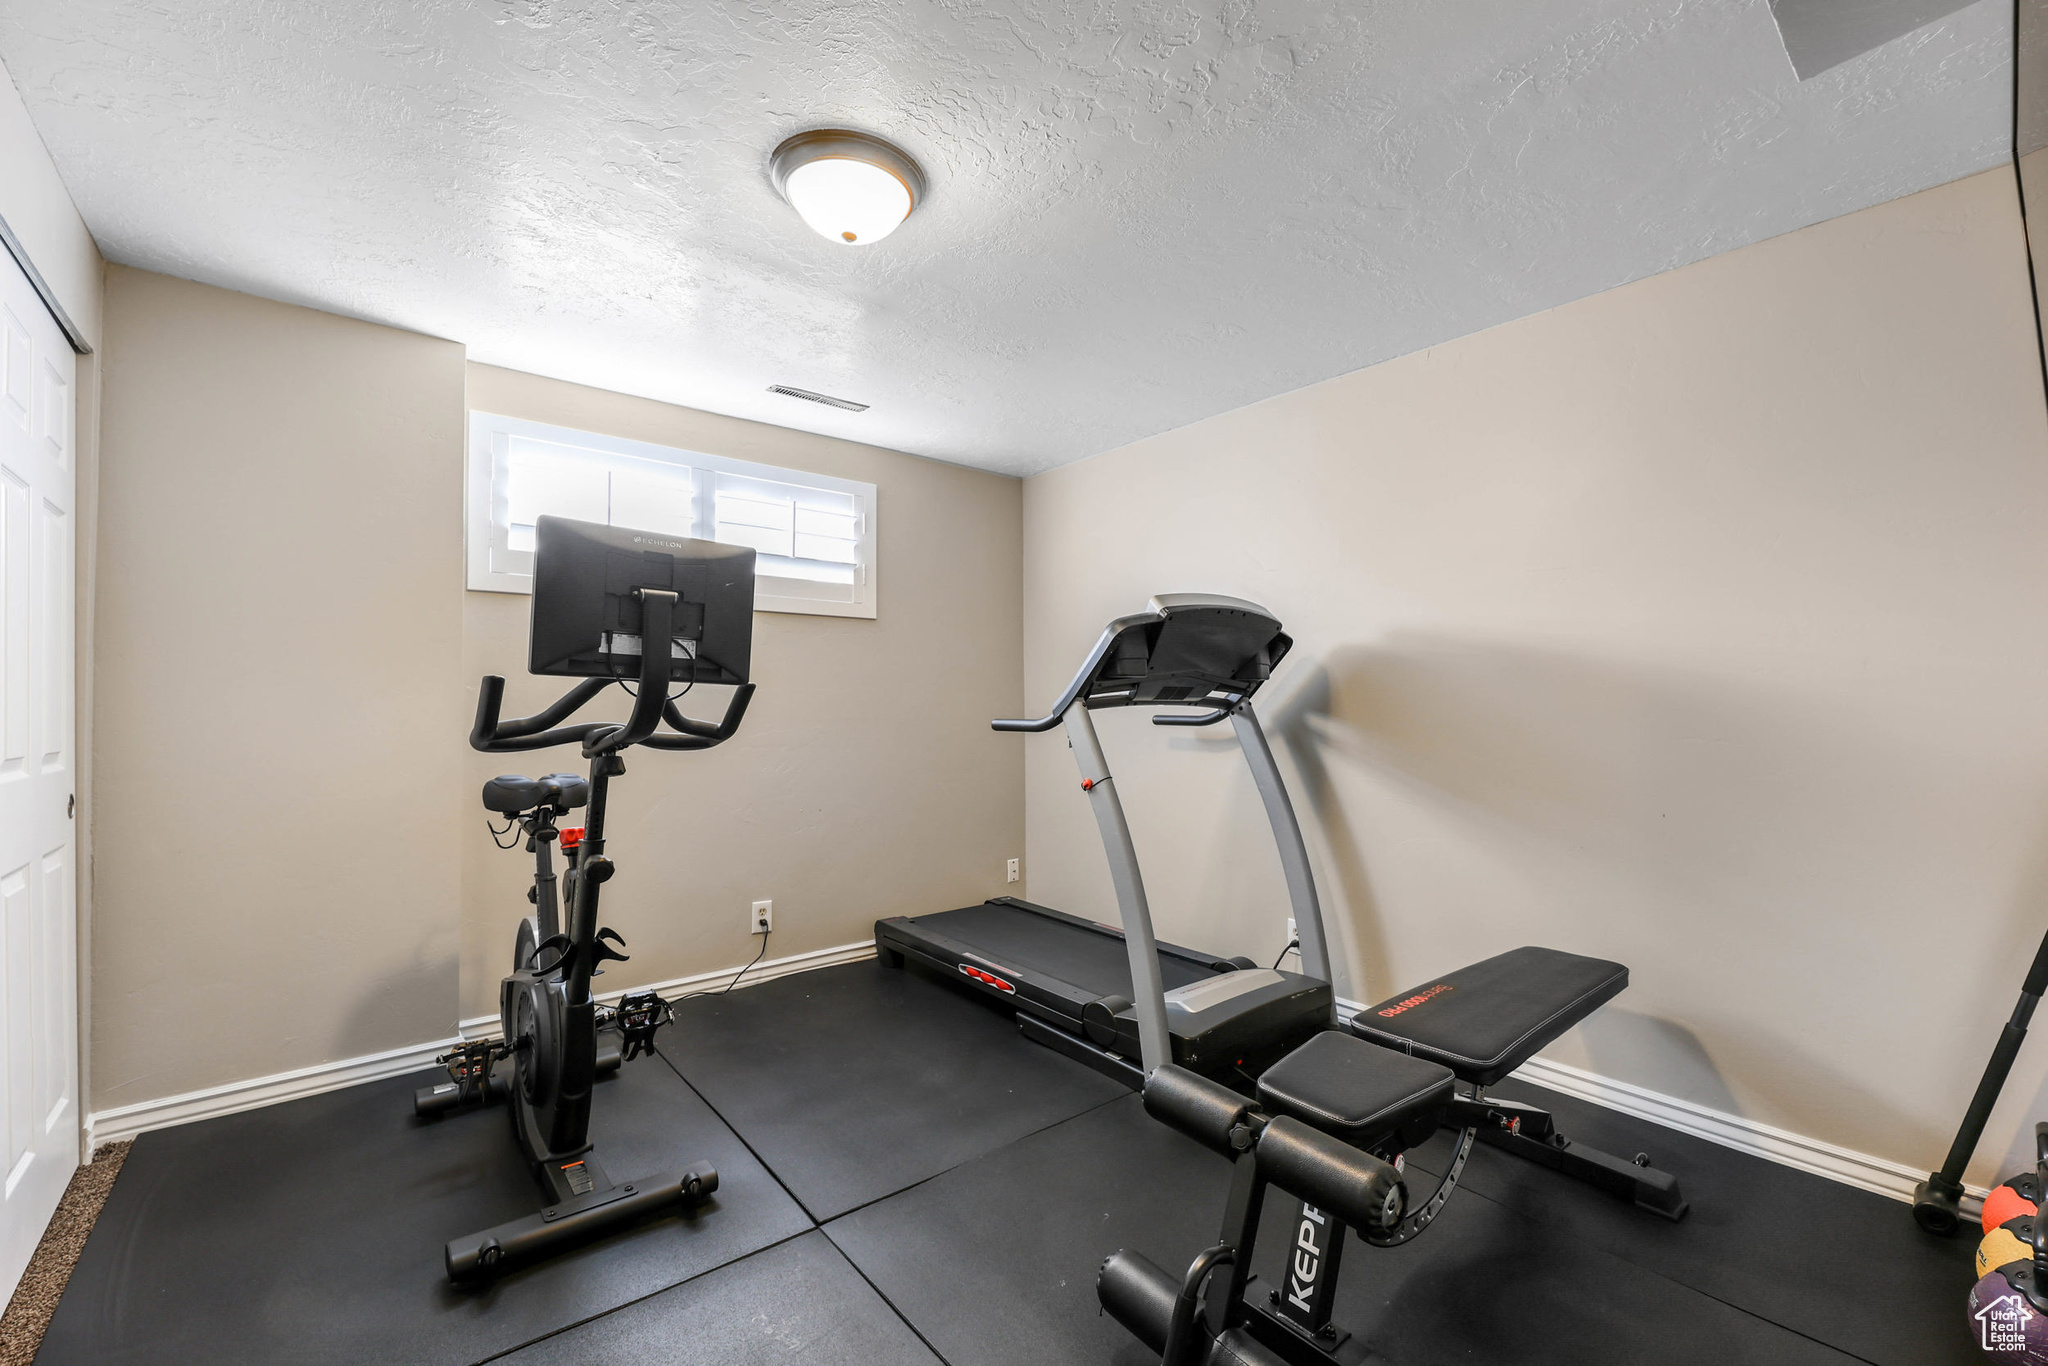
top-left (770, 129), bottom-right (926, 246)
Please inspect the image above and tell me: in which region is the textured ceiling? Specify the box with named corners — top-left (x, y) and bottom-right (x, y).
top-left (1769, 0), bottom-right (1980, 78)
top-left (0, 0), bottom-right (2013, 475)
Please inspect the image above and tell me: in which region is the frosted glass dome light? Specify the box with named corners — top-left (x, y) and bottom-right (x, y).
top-left (771, 130), bottom-right (926, 247)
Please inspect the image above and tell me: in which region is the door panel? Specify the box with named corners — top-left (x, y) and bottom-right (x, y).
top-left (0, 252), bottom-right (77, 1300)
top-left (40, 849), bottom-right (71, 1137)
top-left (0, 308), bottom-right (27, 431)
top-left (39, 498), bottom-right (66, 767)
top-left (3, 864), bottom-right (29, 1194)
top-left (0, 470), bottom-right (23, 778)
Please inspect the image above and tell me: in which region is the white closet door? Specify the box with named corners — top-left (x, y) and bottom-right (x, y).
top-left (0, 242), bottom-right (77, 1303)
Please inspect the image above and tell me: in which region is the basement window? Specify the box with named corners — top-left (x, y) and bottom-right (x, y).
top-left (466, 411), bottom-right (876, 619)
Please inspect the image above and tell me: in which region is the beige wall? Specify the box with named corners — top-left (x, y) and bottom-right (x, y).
top-left (93, 267), bottom-right (467, 1108)
top-left (1022, 166), bottom-right (2048, 1186)
top-left (84, 289), bottom-right (1024, 1109)
top-left (460, 365), bottom-right (1023, 1023)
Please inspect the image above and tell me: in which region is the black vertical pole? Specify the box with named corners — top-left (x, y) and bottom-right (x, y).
top-left (1210, 1151), bottom-right (1265, 1333)
top-left (1918, 929), bottom-right (2048, 1232)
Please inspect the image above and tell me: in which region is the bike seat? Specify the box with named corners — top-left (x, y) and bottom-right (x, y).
top-left (1346, 946), bottom-right (1627, 1087)
top-left (481, 773), bottom-right (589, 817)
top-left (483, 775), bottom-right (541, 815)
top-left (541, 773), bottom-right (589, 810)
top-left (1255, 1030), bottom-right (1454, 1147)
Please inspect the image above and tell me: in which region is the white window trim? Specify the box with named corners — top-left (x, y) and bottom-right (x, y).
top-left (465, 411), bottom-right (878, 619)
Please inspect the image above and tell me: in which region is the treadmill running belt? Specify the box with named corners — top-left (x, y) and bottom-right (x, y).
top-left (902, 903), bottom-right (1218, 997)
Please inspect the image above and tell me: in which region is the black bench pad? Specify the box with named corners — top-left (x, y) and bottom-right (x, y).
top-left (1256, 1031), bottom-right (1455, 1146)
top-left (1346, 947), bottom-right (1627, 1087)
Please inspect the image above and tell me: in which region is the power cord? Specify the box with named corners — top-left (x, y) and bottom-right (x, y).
top-left (1270, 938), bottom-right (1299, 970)
top-left (720, 929), bottom-right (768, 995)
top-left (611, 639), bottom-right (696, 701)
top-left (674, 927), bottom-right (770, 1004)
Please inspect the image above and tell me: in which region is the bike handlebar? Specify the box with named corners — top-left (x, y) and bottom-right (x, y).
top-left (472, 678), bottom-right (756, 755)
top-left (643, 684), bottom-right (755, 750)
top-left (471, 590), bottom-right (755, 757)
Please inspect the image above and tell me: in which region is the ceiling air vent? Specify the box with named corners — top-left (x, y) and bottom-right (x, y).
top-left (768, 385), bottom-right (868, 413)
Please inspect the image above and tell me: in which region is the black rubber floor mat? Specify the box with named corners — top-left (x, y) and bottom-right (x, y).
top-left (488, 1231), bottom-right (940, 1364)
top-left (829, 1093), bottom-right (1866, 1366)
top-left (660, 959), bottom-right (1126, 1220)
top-left (34, 1061), bottom-right (811, 1366)
top-left (825, 1095), bottom-right (1221, 1366)
top-left (1436, 1077), bottom-right (1981, 1364)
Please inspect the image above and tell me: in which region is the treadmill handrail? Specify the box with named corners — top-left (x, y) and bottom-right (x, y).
top-left (1151, 707), bottom-right (1232, 727)
top-left (991, 610), bottom-right (1161, 732)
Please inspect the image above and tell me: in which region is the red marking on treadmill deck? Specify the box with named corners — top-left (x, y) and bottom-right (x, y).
top-left (959, 964), bottom-right (1016, 994)
top-left (1376, 983), bottom-right (1452, 1017)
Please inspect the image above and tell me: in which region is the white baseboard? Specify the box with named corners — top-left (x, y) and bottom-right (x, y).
top-left (88, 1035), bottom-right (460, 1149)
top-left (88, 950), bottom-right (1986, 1220)
top-left (86, 938), bottom-right (877, 1150)
top-left (1509, 1054), bottom-right (1987, 1216)
top-left (1335, 995), bottom-right (1986, 1218)
top-left (456, 937), bottom-right (876, 1038)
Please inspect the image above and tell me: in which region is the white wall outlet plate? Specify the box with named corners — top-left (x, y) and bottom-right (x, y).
top-left (1006, 858), bottom-right (1020, 883)
top-left (751, 900), bottom-right (773, 934)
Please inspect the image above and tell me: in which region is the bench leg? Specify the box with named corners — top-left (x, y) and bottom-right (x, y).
top-left (1449, 1095), bottom-right (1690, 1220)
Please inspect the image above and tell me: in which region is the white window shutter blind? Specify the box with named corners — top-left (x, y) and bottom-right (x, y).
top-left (467, 411), bottom-right (877, 618)
top-left (712, 470), bottom-right (863, 606)
top-left (503, 438), bottom-right (612, 558)
top-left (607, 458), bottom-right (698, 541)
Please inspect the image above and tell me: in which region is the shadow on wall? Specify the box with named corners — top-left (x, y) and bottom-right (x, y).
top-left (1253, 663), bottom-right (1391, 1007)
top-left (1256, 630), bottom-right (2048, 1159)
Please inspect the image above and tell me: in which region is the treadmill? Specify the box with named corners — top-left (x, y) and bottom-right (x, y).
top-left (881, 594), bottom-right (1689, 1223)
top-left (876, 594), bottom-right (1337, 1084)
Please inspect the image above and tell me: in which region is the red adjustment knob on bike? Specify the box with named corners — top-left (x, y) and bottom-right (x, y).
top-left (560, 826), bottom-right (585, 851)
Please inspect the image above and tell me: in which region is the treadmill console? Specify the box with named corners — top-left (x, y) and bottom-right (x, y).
top-left (1084, 594), bottom-right (1292, 713)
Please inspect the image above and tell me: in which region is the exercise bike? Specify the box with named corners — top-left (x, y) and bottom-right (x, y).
top-left (416, 773), bottom-right (633, 1118)
top-left (418, 513), bottom-right (758, 1282)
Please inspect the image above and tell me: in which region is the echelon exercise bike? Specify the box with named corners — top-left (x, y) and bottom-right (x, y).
top-left (415, 772), bottom-right (628, 1118)
top-left (418, 513), bottom-right (758, 1283)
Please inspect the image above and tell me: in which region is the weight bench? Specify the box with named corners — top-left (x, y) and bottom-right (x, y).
top-left (1346, 945), bottom-right (1687, 1221)
top-left (1103, 952), bottom-right (1688, 1366)
top-left (1102, 1047), bottom-right (1456, 1364)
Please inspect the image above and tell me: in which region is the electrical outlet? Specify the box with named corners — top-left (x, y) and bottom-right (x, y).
top-left (1287, 918), bottom-right (1297, 944)
top-left (1006, 858), bottom-right (1020, 883)
top-left (751, 900), bottom-right (773, 935)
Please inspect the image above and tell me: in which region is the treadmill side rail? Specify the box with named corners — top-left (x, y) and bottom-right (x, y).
top-left (875, 913), bottom-right (1107, 1038)
top-left (1065, 702), bottom-right (1174, 1076)
top-left (1019, 1013), bottom-right (1145, 1089)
